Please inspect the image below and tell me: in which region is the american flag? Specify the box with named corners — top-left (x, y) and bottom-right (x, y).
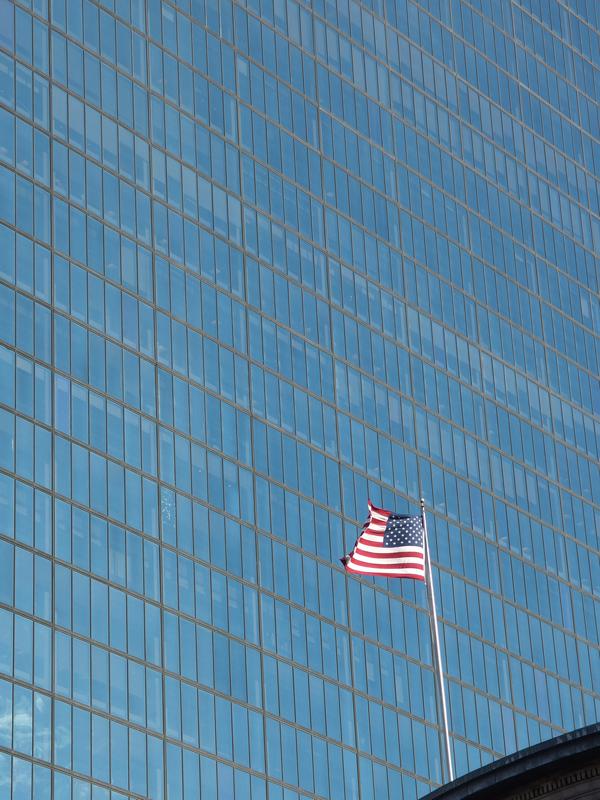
top-left (341, 500), bottom-right (425, 580)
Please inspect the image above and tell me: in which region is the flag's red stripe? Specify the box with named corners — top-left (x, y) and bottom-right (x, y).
top-left (346, 563), bottom-right (425, 575)
top-left (350, 560), bottom-right (425, 571)
top-left (368, 502), bottom-right (391, 519)
top-left (357, 537), bottom-right (422, 553)
top-left (354, 546), bottom-right (424, 560)
top-left (368, 515), bottom-right (390, 526)
top-left (352, 559), bottom-right (424, 570)
top-left (345, 564), bottom-right (425, 580)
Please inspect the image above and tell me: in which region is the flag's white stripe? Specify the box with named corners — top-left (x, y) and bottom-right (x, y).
top-left (355, 548), bottom-right (424, 559)
top-left (367, 501), bottom-right (388, 516)
top-left (351, 552), bottom-right (424, 566)
top-left (360, 532), bottom-right (385, 542)
top-left (357, 541), bottom-right (424, 555)
top-left (369, 509), bottom-right (389, 522)
top-left (347, 562), bottom-right (424, 577)
top-left (365, 521), bottom-right (387, 533)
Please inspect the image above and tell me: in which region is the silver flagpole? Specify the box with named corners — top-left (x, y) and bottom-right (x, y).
top-left (420, 498), bottom-right (454, 783)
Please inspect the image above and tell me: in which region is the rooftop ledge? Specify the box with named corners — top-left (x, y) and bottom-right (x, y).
top-left (422, 723), bottom-right (600, 800)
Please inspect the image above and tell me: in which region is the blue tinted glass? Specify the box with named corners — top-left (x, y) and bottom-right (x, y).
top-left (0, 0), bottom-right (598, 797)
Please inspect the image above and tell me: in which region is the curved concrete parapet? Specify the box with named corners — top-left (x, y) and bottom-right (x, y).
top-left (422, 724), bottom-right (600, 800)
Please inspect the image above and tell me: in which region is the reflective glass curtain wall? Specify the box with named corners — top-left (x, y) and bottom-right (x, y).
top-left (0, 0), bottom-right (598, 797)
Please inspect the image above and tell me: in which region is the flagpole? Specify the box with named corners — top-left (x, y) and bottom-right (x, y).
top-left (420, 498), bottom-right (454, 783)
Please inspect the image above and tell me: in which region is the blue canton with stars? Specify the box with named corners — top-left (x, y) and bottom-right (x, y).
top-left (383, 515), bottom-right (423, 548)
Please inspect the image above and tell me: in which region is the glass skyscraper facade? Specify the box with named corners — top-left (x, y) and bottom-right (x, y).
top-left (0, 0), bottom-right (598, 797)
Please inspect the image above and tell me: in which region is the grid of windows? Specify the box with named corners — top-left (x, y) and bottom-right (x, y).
top-left (0, 0), bottom-right (598, 797)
